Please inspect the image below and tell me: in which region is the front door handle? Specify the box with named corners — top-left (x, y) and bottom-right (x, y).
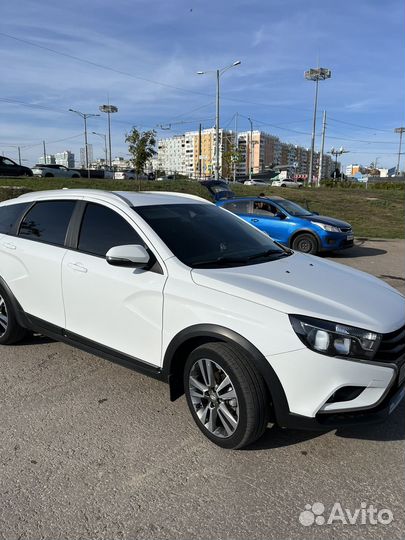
top-left (250, 218), bottom-right (259, 223)
top-left (67, 262), bottom-right (88, 273)
top-left (2, 242), bottom-right (16, 250)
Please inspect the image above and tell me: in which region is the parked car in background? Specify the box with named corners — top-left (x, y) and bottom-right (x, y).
top-left (271, 178), bottom-right (303, 188)
top-left (0, 189), bottom-right (403, 449)
top-left (114, 169), bottom-right (136, 180)
top-left (0, 156), bottom-right (33, 177)
top-left (217, 196), bottom-right (354, 254)
top-left (200, 180), bottom-right (235, 201)
top-left (244, 179), bottom-right (272, 186)
top-left (31, 164), bottom-right (81, 178)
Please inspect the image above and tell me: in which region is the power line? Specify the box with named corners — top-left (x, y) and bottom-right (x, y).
top-left (328, 117), bottom-right (392, 133)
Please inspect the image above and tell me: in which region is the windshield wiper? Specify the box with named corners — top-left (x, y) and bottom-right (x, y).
top-left (192, 249), bottom-right (290, 268)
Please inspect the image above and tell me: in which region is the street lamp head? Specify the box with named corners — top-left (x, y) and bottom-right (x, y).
top-left (196, 71), bottom-right (205, 75)
top-left (233, 60), bottom-right (241, 66)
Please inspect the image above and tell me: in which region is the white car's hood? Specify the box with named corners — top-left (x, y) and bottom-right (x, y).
top-left (191, 253), bottom-right (405, 334)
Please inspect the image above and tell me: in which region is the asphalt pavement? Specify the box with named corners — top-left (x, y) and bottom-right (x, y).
top-left (0, 239), bottom-right (404, 540)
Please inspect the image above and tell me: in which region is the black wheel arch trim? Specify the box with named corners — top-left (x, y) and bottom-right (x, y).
top-left (0, 276), bottom-right (30, 328)
top-left (162, 323), bottom-right (291, 425)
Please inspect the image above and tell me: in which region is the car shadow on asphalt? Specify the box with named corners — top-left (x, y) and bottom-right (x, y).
top-left (246, 401), bottom-right (405, 451)
top-left (16, 333), bottom-right (54, 346)
top-left (322, 245), bottom-right (387, 259)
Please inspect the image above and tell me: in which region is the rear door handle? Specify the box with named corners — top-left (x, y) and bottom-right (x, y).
top-left (67, 262), bottom-right (88, 273)
top-left (250, 218), bottom-right (259, 223)
top-left (2, 242), bottom-right (16, 250)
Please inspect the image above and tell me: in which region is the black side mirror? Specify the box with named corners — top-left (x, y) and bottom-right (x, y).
top-left (312, 211), bottom-right (319, 215)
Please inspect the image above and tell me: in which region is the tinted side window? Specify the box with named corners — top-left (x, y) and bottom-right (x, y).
top-left (0, 203), bottom-right (30, 235)
top-left (78, 203), bottom-right (143, 257)
top-left (223, 201), bottom-right (250, 214)
top-left (19, 200), bottom-right (76, 246)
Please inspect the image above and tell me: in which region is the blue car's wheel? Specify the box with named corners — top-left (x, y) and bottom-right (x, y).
top-left (292, 233), bottom-right (318, 254)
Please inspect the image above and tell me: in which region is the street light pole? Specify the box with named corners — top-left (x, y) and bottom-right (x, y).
top-left (304, 67), bottom-right (332, 187)
top-left (394, 127), bottom-right (405, 175)
top-left (99, 105), bottom-right (118, 169)
top-left (197, 61), bottom-right (241, 180)
top-left (318, 110), bottom-right (327, 186)
top-left (248, 117), bottom-right (253, 180)
top-left (69, 109), bottom-right (100, 179)
top-left (92, 132), bottom-right (108, 165)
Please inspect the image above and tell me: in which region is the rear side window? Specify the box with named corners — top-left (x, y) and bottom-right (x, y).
top-left (78, 203), bottom-right (143, 257)
top-left (0, 203), bottom-right (30, 235)
top-left (19, 200), bottom-right (76, 246)
top-left (222, 200), bottom-right (251, 214)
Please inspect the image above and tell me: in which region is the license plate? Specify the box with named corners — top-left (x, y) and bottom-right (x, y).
top-left (347, 233), bottom-right (354, 241)
top-left (389, 386), bottom-right (405, 414)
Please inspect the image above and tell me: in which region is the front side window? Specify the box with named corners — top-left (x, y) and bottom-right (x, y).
top-left (2, 159), bottom-right (17, 167)
top-left (251, 200), bottom-right (278, 216)
top-left (78, 203), bottom-right (144, 257)
top-left (136, 203), bottom-right (289, 268)
top-left (19, 200), bottom-right (76, 246)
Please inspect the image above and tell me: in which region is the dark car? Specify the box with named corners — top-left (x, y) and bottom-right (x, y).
top-left (0, 156), bottom-right (33, 177)
top-left (200, 180), bottom-right (235, 201)
top-left (216, 196), bottom-right (354, 254)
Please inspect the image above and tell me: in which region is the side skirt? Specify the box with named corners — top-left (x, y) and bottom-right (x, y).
top-left (25, 314), bottom-right (166, 382)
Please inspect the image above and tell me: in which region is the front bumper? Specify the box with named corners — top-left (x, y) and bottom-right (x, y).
top-left (319, 231), bottom-right (354, 251)
top-left (267, 347), bottom-right (405, 430)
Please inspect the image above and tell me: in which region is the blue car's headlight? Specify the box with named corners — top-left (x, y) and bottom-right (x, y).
top-left (311, 221), bottom-right (341, 233)
top-left (289, 315), bottom-right (382, 360)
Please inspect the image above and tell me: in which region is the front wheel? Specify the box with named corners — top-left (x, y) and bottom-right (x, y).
top-left (184, 342), bottom-right (269, 449)
top-left (0, 288), bottom-right (26, 345)
top-left (292, 233), bottom-right (318, 254)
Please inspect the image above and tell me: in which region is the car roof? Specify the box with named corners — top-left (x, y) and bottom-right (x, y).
top-left (15, 189), bottom-right (210, 207)
top-left (219, 195), bottom-right (285, 202)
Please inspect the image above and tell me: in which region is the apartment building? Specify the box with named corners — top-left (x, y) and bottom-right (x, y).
top-left (54, 150), bottom-right (75, 168)
top-left (156, 129), bottom-right (334, 180)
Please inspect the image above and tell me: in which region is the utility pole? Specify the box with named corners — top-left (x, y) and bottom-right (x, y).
top-left (248, 117), bottom-right (253, 180)
top-left (43, 140), bottom-right (47, 164)
top-left (17, 146), bottom-right (22, 166)
top-left (233, 112), bottom-right (238, 182)
top-left (395, 127), bottom-right (405, 175)
top-left (304, 67), bottom-right (332, 187)
top-left (198, 123), bottom-right (202, 180)
top-left (318, 110), bottom-right (327, 186)
top-left (69, 109), bottom-right (100, 179)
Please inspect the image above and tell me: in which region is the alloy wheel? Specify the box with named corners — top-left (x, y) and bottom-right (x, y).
top-left (188, 358), bottom-right (239, 438)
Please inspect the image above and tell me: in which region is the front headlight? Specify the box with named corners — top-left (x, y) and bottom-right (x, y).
top-left (289, 315), bottom-right (382, 360)
top-left (311, 221), bottom-right (341, 232)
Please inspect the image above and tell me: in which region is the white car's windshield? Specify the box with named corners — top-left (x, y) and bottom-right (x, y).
top-left (135, 203), bottom-right (290, 268)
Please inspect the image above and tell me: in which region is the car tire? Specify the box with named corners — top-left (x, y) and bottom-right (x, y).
top-left (281, 183), bottom-right (286, 187)
top-left (0, 286), bottom-right (27, 345)
top-left (184, 342), bottom-right (269, 449)
top-left (292, 233), bottom-right (318, 254)
top-left (44, 173), bottom-right (54, 178)
top-left (72, 174), bottom-right (80, 178)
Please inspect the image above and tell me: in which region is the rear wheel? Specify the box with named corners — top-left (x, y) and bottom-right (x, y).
top-left (0, 288), bottom-right (26, 345)
top-left (184, 342), bottom-right (269, 449)
top-left (292, 233), bottom-right (318, 254)
top-left (44, 173), bottom-right (53, 178)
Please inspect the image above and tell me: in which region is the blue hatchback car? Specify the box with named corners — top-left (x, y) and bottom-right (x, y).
top-left (216, 196), bottom-right (354, 254)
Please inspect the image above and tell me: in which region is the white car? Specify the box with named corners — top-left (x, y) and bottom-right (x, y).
top-left (244, 179), bottom-right (272, 186)
top-left (114, 170), bottom-right (136, 180)
top-left (31, 164), bottom-right (81, 178)
top-left (0, 189), bottom-right (403, 449)
top-left (271, 178), bottom-right (303, 188)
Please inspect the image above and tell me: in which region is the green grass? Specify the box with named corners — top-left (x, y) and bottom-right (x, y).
top-left (0, 177), bottom-right (403, 239)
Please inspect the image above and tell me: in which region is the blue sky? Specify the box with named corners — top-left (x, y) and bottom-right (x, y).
top-left (1, 0), bottom-right (404, 169)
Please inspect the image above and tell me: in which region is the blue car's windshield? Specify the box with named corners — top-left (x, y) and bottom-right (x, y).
top-left (276, 199), bottom-right (313, 217)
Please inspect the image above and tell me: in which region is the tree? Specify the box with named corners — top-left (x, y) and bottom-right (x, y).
top-left (125, 127), bottom-right (157, 188)
top-left (222, 144), bottom-right (244, 179)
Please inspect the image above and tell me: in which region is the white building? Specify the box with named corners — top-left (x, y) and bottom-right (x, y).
top-left (54, 151), bottom-right (75, 168)
top-left (157, 135), bottom-right (187, 175)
